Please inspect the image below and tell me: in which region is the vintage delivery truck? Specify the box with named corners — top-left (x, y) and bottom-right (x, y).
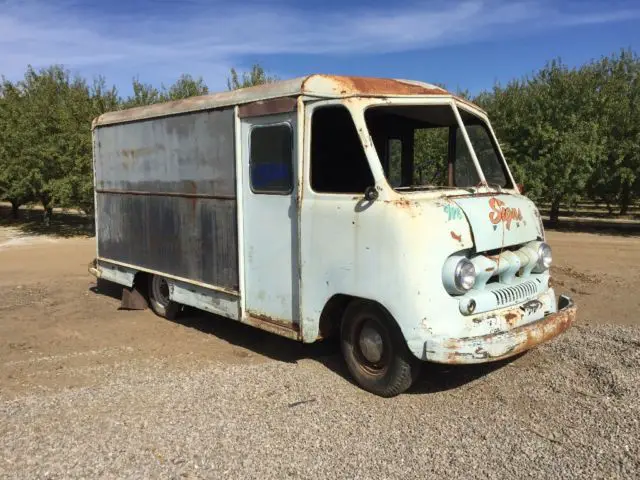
top-left (88, 74), bottom-right (577, 397)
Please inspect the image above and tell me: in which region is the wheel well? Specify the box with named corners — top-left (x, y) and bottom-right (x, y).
top-left (318, 294), bottom-right (398, 340)
top-left (133, 271), bottom-right (150, 297)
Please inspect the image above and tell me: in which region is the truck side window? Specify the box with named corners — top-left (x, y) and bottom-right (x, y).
top-left (311, 105), bottom-right (374, 193)
top-left (250, 124), bottom-right (293, 194)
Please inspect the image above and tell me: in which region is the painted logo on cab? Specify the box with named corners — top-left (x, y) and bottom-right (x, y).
top-left (489, 197), bottom-right (523, 230)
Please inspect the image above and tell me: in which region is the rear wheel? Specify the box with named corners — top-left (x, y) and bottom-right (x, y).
top-left (148, 275), bottom-right (180, 320)
top-left (340, 300), bottom-right (421, 397)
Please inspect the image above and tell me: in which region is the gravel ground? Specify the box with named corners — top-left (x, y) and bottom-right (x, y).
top-left (1, 323), bottom-right (639, 479)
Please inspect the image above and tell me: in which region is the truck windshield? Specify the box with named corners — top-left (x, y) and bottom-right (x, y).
top-left (364, 104), bottom-right (510, 190)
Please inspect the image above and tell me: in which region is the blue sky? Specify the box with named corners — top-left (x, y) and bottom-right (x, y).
top-left (1, 0), bottom-right (639, 96)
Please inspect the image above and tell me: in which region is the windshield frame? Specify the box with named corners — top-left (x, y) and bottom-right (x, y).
top-left (359, 97), bottom-right (518, 195)
top-left (455, 101), bottom-right (516, 190)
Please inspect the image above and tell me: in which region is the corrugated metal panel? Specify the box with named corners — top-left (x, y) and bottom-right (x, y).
top-left (94, 107), bottom-right (239, 290)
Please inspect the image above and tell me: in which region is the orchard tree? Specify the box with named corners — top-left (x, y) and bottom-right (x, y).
top-left (0, 79), bottom-right (35, 218)
top-left (162, 74), bottom-right (209, 100)
top-left (477, 60), bottom-right (604, 224)
top-left (586, 49), bottom-right (640, 215)
top-left (227, 64), bottom-right (278, 90)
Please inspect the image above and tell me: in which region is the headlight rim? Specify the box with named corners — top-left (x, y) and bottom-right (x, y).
top-left (454, 258), bottom-right (476, 292)
top-left (536, 242), bottom-right (552, 271)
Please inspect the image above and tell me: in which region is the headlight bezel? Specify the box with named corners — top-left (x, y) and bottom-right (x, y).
top-left (535, 242), bottom-right (552, 271)
top-left (455, 258), bottom-right (477, 292)
top-left (443, 255), bottom-right (477, 295)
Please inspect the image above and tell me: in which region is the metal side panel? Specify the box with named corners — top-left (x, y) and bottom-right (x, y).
top-left (96, 194), bottom-right (238, 289)
top-left (169, 278), bottom-right (240, 320)
top-left (96, 260), bottom-right (136, 287)
top-left (94, 107), bottom-right (239, 291)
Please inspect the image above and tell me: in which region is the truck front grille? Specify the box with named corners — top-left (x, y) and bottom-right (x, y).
top-left (492, 280), bottom-right (538, 306)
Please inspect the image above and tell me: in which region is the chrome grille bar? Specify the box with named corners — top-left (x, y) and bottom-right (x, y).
top-left (491, 280), bottom-right (538, 306)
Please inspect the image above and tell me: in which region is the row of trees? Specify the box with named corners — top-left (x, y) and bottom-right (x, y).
top-left (1, 53), bottom-right (638, 224)
top-left (476, 49), bottom-right (639, 221)
top-left (0, 66), bottom-right (241, 221)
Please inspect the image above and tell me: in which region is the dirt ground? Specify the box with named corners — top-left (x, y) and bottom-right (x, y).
top-left (0, 227), bottom-right (639, 398)
top-left (1, 226), bottom-right (639, 478)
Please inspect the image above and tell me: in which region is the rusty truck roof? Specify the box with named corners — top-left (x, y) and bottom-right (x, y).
top-left (93, 74), bottom-right (483, 128)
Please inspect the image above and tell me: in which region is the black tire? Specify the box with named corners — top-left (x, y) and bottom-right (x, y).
top-left (340, 300), bottom-right (421, 397)
top-left (147, 275), bottom-right (181, 320)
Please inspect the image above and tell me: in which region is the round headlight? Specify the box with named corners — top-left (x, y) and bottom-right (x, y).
top-left (537, 242), bottom-right (552, 270)
top-left (455, 258), bottom-right (476, 291)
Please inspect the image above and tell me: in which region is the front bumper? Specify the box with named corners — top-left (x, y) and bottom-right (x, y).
top-left (424, 295), bottom-right (576, 364)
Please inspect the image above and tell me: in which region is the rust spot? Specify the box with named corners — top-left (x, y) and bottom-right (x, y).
top-left (504, 312), bottom-right (519, 326)
top-left (485, 267), bottom-right (495, 272)
top-left (315, 75), bottom-right (449, 96)
top-left (245, 311), bottom-right (300, 341)
top-left (120, 146), bottom-right (164, 160)
top-left (238, 97), bottom-right (297, 118)
top-left (450, 231), bottom-right (462, 242)
top-left (445, 303), bottom-right (577, 364)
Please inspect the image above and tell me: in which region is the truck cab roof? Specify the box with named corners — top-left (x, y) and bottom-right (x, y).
top-left (92, 74), bottom-right (483, 128)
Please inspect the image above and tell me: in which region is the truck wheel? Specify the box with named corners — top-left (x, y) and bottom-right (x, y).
top-left (340, 300), bottom-right (421, 397)
top-left (148, 275), bottom-right (180, 320)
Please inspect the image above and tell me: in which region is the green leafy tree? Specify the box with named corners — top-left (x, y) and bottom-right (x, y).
top-left (413, 129), bottom-right (449, 185)
top-left (477, 60), bottom-right (604, 224)
top-left (0, 79), bottom-right (36, 218)
top-left (586, 49), bottom-right (640, 214)
top-left (161, 74), bottom-right (209, 100)
top-left (226, 64), bottom-right (278, 90)
top-left (13, 65), bottom-right (74, 222)
top-left (124, 77), bottom-right (162, 107)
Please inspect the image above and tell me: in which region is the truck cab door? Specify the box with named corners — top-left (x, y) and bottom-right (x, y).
top-left (239, 111), bottom-right (299, 337)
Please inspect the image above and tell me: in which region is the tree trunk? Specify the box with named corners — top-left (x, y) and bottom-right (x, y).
top-left (10, 200), bottom-right (20, 219)
top-left (619, 182), bottom-right (631, 215)
top-left (40, 194), bottom-right (53, 226)
top-left (606, 200), bottom-right (613, 215)
top-left (43, 207), bottom-right (53, 226)
top-left (549, 199), bottom-right (561, 227)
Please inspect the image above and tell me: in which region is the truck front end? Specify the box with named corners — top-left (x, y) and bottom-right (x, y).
top-left (359, 95), bottom-right (577, 365)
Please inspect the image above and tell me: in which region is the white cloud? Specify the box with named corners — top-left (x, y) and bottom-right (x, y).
top-left (0, 0), bottom-right (638, 91)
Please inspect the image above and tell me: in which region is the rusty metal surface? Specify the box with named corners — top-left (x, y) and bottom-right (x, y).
top-left (95, 188), bottom-right (235, 200)
top-left (425, 298), bottom-right (577, 364)
top-left (93, 75), bottom-right (477, 128)
top-left (168, 278), bottom-right (240, 320)
top-left (94, 107), bottom-right (239, 290)
top-left (302, 74), bottom-right (447, 96)
top-left (238, 97), bottom-right (297, 118)
top-left (120, 285), bottom-right (149, 310)
top-left (244, 311), bottom-right (301, 341)
top-left (97, 194), bottom-right (239, 289)
top-left (95, 108), bottom-right (236, 196)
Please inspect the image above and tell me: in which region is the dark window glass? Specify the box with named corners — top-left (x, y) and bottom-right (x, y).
top-left (250, 124), bottom-right (293, 194)
top-left (311, 106), bottom-right (374, 193)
